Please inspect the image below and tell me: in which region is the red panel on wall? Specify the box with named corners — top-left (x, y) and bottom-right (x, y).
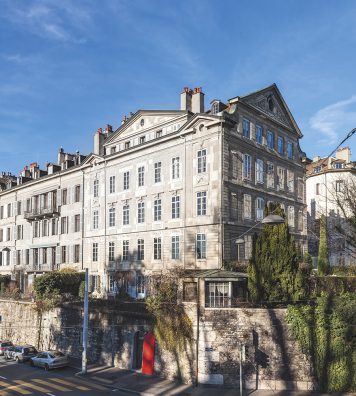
top-left (141, 332), bottom-right (155, 375)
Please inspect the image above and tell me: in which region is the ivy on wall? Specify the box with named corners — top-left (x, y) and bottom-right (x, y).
top-left (286, 293), bottom-right (356, 392)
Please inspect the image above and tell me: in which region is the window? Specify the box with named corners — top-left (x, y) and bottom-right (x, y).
top-left (43, 220), bottom-right (48, 237)
top-left (287, 141), bottom-right (293, 159)
top-left (267, 162), bottom-right (274, 188)
top-left (315, 183), bottom-right (320, 195)
top-left (110, 146), bottom-right (116, 154)
top-left (277, 167), bottom-right (285, 190)
top-left (277, 136), bottom-right (284, 155)
top-left (123, 171), bottom-right (130, 190)
top-left (154, 162), bottom-right (161, 183)
top-left (138, 202), bottom-right (145, 223)
top-left (267, 130), bottom-right (274, 149)
top-left (108, 274), bottom-right (115, 293)
top-left (93, 180), bottom-right (99, 198)
top-left (255, 159), bottom-right (264, 184)
top-left (172, 157), bottom-right (180, 179)
top-left (139, 136), bottom-right (145, 144)
top-left (0, 229), bottom-right (3, 242)
top-left (7, 227), bottom-right (11, 241)
top-left (74, 244), bottom-right (80, 263)
top-left (154, 199), bottom-right (162, 221)
top-left (335, 180), bottom-right (344, 192)
top-left (123, 240), bottom-right (129, 261)
top-left (197, 149), bottom-right (207, 173)
top-left (297, 178), bottom-right (304, 199)
top-left (156, 130), bottom-right (162, 138)
top-left (123, 204), bottom-right (130, 225)
top-left (288, 206), bottom-right (295, 227)
top-left (243, 154), bottom-right (252, 180)
top-left (124, 141), bottom-right (130, 149)
top-left (75, 185), bottom-right (81, 202)
top-left (62, 246), bottom-right (67, 264)
top-left (298, 210), bottom-right (303, 231)
top-left (17, 225), bottom-right (22, 240)
top-left (62, 189), bottom-right (68, 205)
top-left (26, 199), bottom-right (30, 212)
top-left (197, 191), bottom-right (207, 216)
top-left (183, 282), bottom-right (197, 302)
top-left (205, 282), bottom-right (230, 308)
top-left (255, 125), bottom-right (263, 144)
top-left (93, 210), bottom-right (99, 229)
top-left (243, 194), bottom-right (252, 219)
top-left (154, 237), bottom-right (161, 260)
top-left (256, 197), bottom-right (264, 221)
top-left (314, 166), bottom-right (321, 173)
top-left (16, 250), bottom-right (21, 265)
top-left (242, 118), bottom-right (250, 138)
top-left (109, 207), bottom-right (116, 227)
top-left (138, 166), bottom-right (145, 187)
top-left (17, 201), bottom-right (22, 215)
top-left (61, 217), bottom-right (68, 234)
top-left (109, 176), bottom-right (115, 194)
top-left (287, 170), bottom-right (294, 193)
top-left (196, 233), bottom-right (206, 259)
top-left (109, 242), bottom-right (115, 262)
top-left (171, 236), bottom-right (180, 259)
top-left (334, 162), bottom-right (344, 169)
top-left (172, 196), bottom-right (180, 219)
top-left (6, 204), bottom-right (11, 218)
top-left (42, 248), bottom-right (47, 264)
top-left (74, 214), bottom-right (80, 232)
top-left (0, 206), bottom-right (3, 219)
top-left (51, 219), bottom-right (57, 235)
top-left (137, 239), bottom-right (144, 260)
top-left (92, 243), bottom-right (98, 262)
top-left (211, 102), bottom-right (219, 115)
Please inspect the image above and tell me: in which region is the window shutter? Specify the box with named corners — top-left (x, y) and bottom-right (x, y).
top-left (57, 189), bottom-right (62, 206)
top-left (56, 246), bottom-right (61, 265)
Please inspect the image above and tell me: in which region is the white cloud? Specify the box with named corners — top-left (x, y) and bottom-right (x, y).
top-left (309, 96), bottom-right (356, 144)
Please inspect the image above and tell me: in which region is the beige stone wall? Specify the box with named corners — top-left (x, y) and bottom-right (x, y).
top-left (0, 299), bottom-right (315, 390)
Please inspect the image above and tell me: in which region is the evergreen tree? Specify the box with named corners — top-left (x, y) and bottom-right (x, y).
top-left (248, 203), bottom-right (309, 303)
top-left (318, 214), bottom-right (330, 275)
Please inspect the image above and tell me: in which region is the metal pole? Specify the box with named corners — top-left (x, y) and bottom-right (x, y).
top-left (239, 342), bottom-right (243, 396)
top-left (82, 268), bottom-right (89, 374)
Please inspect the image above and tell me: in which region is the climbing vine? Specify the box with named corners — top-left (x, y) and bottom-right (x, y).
top-left (286, 293), bottom-right (356, 392)
top-left (145, 273), bottom-right (193, 353)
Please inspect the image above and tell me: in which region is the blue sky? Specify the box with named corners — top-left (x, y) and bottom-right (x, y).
top-left (1, 0), bottom-right (356, 174)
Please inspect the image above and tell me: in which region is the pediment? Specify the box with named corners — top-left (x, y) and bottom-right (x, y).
top-left (237, 84), bottom-right (302, 136)
top-left (80, 153), bottom-right (104, 167)
top-left (105, 110), bottom-right (188, 145)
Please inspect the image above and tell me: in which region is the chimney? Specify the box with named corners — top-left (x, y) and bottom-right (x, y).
top-left (180, 87), bottom-right (193, 112)
top-left (335, 147), bottom-right (351, 163)
top-left (192, 87), bottom-right (204, 113)
top-left (94, 127), bottom-right (105, 155)
top-left (58, 147), bottom-right (65, 165)
top-left (121, 115), bottom-right (127, 125)
top-left (105, 124), bottom-right (113, 133)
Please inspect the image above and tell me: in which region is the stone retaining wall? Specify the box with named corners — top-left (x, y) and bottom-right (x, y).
top-left (0, 299), bottom-right (315, 390)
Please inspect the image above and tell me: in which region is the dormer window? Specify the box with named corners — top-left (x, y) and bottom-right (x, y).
top-left (110, 146), bottom-right (116, 154)
top-left (211, 102), bottom-right (219, 115)
top-left (267, 95), bottom-right (276, 113)
top-left (140, 118), bottom-right (145, 127)
top-left (313, 166), bottom-right (321, 173)
top-left (125, 141), bottom-right (130, 149)
top-left (139, 136), bottom-right (146, 144)
top-left (156, 130), bottom-right (162, 138)
top-left (334, 162), bottom-right (344, 169)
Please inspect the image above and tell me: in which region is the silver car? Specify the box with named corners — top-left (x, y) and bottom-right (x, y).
top-left (4, 345), bottom-right (38, 362)
top-left (30, 351), bottom-right (69, 370)
top-left (0, 341), bottom-right (13, 356)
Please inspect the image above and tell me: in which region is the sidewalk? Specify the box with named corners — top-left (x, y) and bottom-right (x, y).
top-left (70, 359), bottom-right (335, 396)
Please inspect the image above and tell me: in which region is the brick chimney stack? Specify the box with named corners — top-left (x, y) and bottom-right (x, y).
top-left (192, 87), bottom-right (204, 113)
top-left (94, 127), bottom-right (105, 156)
top-left (180, 87), bottom-right (193, 112)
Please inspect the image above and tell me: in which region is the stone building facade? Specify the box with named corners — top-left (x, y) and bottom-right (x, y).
top-left (0, 84), bottom-right (307, 297)
top-left (305, 147), bottom-right (356, 266)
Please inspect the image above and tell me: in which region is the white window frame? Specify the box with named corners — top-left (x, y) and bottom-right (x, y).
top-left (197, 191), bottom-right (207, 216)
top-left (109, 176), bottom-right (115, 194)
top-left (172, 157), bottom-right (180, 180)
top-left (123, 204), bottom-right (130, 225)
top-left (172, 196), bottom-right (180, 219)
top-left (93, 210), bottom-right (99, 229)
top-left (137, 202), bottom-right (145, 223)
top-left (255, 159), bottom-right (264, 184)
top-left (109, 207), bottom-right (116, 227)
top-left (138, 166), bottom-right (145, 187)
top-left (108, 241), bottom-right (115, 262)
top-left (93, 180), bottom-right (99, 198)
top-left (197, 149), bottom-right (207, 173)
top-left (196, 233), bottom-right (206, 259)
top-left (154, 237), bottom-right (162, 260)
top-left (154, 199), bottom-right (162, 221)
top-left (256, 197), bottom-right (264, 221)
top-left (154, 162), bottom-right (161, 183)
top-left (243, 194), bottom-right (252, 219)
top-left (243, 154), bottom-right (252, 180)
top-left (122, 240), bottom-right (129, 261)
top-left (171, 235), bottom-right (180, 259)
top-left (137, 239), bottom-right (144, 260)
top-left (123, 171), bottom-right (130, 190)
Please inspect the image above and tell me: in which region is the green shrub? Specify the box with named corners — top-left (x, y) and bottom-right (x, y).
top-left (34, 271), bottom-right (85, 298)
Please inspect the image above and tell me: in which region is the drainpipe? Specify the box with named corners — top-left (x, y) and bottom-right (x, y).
top-left (219, 121), bottom-right (224, 269)
top-left (81, 170), bottom-right (85, 271)
top-left (195, 278), bottom-right (200, 386)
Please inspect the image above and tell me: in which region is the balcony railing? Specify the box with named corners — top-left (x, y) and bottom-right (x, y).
top-left (27, 263), bottom-right (57, 272)
top-left (24, 205), bottom-right (60, 221)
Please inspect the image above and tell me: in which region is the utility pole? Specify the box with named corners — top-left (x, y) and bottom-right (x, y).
top-left (82, 268), bottom-right (89, 374)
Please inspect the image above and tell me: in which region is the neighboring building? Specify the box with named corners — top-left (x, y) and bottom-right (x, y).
top-left (305, 147), bottom-right (356, 266)
top-left (0, 84), bottom-right (307, 300)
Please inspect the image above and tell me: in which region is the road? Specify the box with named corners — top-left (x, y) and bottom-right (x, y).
top-left (0, 358), bottom-right (128, 396)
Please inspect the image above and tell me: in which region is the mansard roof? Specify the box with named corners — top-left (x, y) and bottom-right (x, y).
top-left (229, 83), bottom-right (302, 138)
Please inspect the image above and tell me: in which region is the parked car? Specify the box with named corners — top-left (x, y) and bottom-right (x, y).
top-left (0, 341), bottom-right (13, 356)
top-left (5, 345), bottom-right (38, 362)
top-left (30, 351), bottom-right (69, 370)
